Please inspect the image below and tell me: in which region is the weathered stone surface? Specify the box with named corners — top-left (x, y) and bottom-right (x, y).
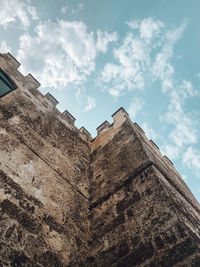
top-left (88, 109), bottom-right (200, 266)
top-left (0, 53), bottom-right (200, 266)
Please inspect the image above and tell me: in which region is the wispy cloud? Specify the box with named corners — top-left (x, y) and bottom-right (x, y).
top-left (163, 79), bottom-right (198, 150)
top-left (101, 31), bottom-right (147, 95)
top-left (100, 18), bottom-right (186, 96)
top-left (72, 3), bottom-right (84, 14)
top-left (142, 123), bottom-right (159, 141)
top-left (160, 77), bottom-right (199, 174)
top-left (60, 6), bottom-right (68, 14)
top-left (61, 2), bottom-right (84, 15)
top-left (128, 97), bottom-right (144, 119)
top-left (0, 41), bottom-right (11, 53)
top-left (17, 20), bottom-right (117, 89)
top-left (183, 147), bottom-right (200, 172)
top-left (151, 22), bottom-right (187, 92)
top-left (84, 96), bottom-right (96, 111)
top-left (0, 0), bottom-right (38, 29)
top-left (161, 144), bottom-right (180, 160)
top-left (96, 30), bottom-right (118, 53)
top-left (126, 18), bottom-right (164, 43)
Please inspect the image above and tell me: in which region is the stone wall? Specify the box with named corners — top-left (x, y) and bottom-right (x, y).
top-left (88, 108), bottom-right (200, 266)
top-left (0, 53), bottom-right (200, 266)
top-left (0, 53), bottom-right (90, 266)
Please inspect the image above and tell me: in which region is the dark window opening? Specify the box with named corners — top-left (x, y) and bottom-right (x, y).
top-left (0, 69), bottom-right (17, 98)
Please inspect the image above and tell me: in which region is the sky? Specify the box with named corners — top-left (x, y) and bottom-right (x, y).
top-left (0, 0), bottom-right (200, 202)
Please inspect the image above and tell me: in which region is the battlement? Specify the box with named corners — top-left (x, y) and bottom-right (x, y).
top-left (62, 110), bottom-right (76, 125)
top-left (112, 107), bottom-right (129, 121)
top-left (0, 52), bottom-right (21, 69)
top-left (0, 52), bottom-right (200, 266)
top-left (163, 155), bottom-right (174, 165)
top-left (25, 73), bottom-right (41, 89)
top-left (149, 139), bottom-right (160, 150)
top-left (95, 107), bottom-right (129, 137)
top-left (79, 127), bottom-right (92, 141)
top-left (133, 122), bottom-right (145, 134)
top-left (93, 106), bottom-right (177, 174)
top-left (0, 53), bottom-right (91, 140)
top-left (96, 120), bottom-right (110, 135)
top-left (44, 92), bottom-right (59, 106)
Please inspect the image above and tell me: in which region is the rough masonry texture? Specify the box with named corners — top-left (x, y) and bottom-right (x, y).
top-left (0, 53), bottom-right (200, 266)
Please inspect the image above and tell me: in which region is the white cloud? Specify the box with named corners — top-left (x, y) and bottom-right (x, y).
top-left (17, 20), bottom-right (117, 89)
top-left (180, 80), bottom-right (197, 98)
top-left (181, 174), bottom-right (187, 181)
top-left (142, 123), bottom-right (158, 141)
top-left (96, 30), bottom-right (118, 53)
top-left (161, 77), bottom-right (199, 169)
top-left (76, 88), bottom-right (82, 105)
top-left (26, 5), bottom-right (38, 20)
top-left (169, 119), bottom-right (197, 148)
top-left (84, 96), bottom-right (96, 111)
top-left (78, 3), bottom-right (84, 10)
top-left (128, 97), bottom-right (144, 119)
top-left (61, 3), bottom-right (83, 15)
top-left (101, 32), bottom-right (147, 95)
top-left (0, 0), bottom-right (38, 29)
top-left (183, 147), bottom-right (200, 171)
top-left (162, 144), bottom-right (180, 160)
top-left (127, 18), bottom-right (164, 43)
top-left (109, 88), bottom-right (121, 97)
top-left (0, 41), bottom-right (11, 53)
top-left (151, 22), bottom-right (187, 92)
top-left (71, 3), bottom-right (84, 14)
top-left (164, 80), bottom-right (198, 149)
top-left (61, 6), bottom-right (68, 14)
top-left (100, 18), bottom-right (186, 96)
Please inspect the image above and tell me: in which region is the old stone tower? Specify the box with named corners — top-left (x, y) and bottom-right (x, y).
top-left (0, 52), bottom-right (200, 267)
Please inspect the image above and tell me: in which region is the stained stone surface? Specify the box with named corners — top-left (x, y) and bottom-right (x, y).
top-left (0, 53), bottom-right (90, 266)
top-left (0, 53), bottom-right (200, 266)
top-left (88, 111), bottom-right (200, 266)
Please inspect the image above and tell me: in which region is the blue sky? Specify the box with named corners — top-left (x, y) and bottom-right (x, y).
top-left (0, 0), bottom-right (200, 202)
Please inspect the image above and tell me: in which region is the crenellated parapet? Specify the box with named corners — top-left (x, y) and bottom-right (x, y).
top-left (0, 52), bottom-right (20, 69)
top-left (1, 53), bottom-right (200, 267)
top-left (79, 127), bottom-right (92, 142)
top-left (44, 92), bottom-right (59, 107)
top-left (112, 107), bottom-right (129, 122)
top-left (96, 120), bottom-right (110, 135)
top-left (25, 73), bottom-right (41, 89)
top-left (0, 52), bottom-right (91, 140)
top-left (163, 155), bottom-right (174, 166)
top-left (93, 106), bottom-right (176, 171)
top-left (0, 52), bottom-right (176, 164)
top-left (133, 122), bottom-right (145, 135)
top-left (62, 110), bottom-right (76, 125)
top-left (94, 107), bottom-right (129, 138)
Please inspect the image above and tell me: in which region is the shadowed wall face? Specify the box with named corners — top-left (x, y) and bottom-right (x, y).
top-left (88, 110), bottom-right (200, 266)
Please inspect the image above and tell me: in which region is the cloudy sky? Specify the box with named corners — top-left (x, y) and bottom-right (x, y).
top-left (0, 0), bottom-right (200, 202)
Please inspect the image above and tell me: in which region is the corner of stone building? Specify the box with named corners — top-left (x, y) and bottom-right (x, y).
top-left (87, 107), bottom-right (200, 267)
top-left (1, 53), bottom-right (200, 266)
top-left (0, 53), bottom-right (93, 140)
